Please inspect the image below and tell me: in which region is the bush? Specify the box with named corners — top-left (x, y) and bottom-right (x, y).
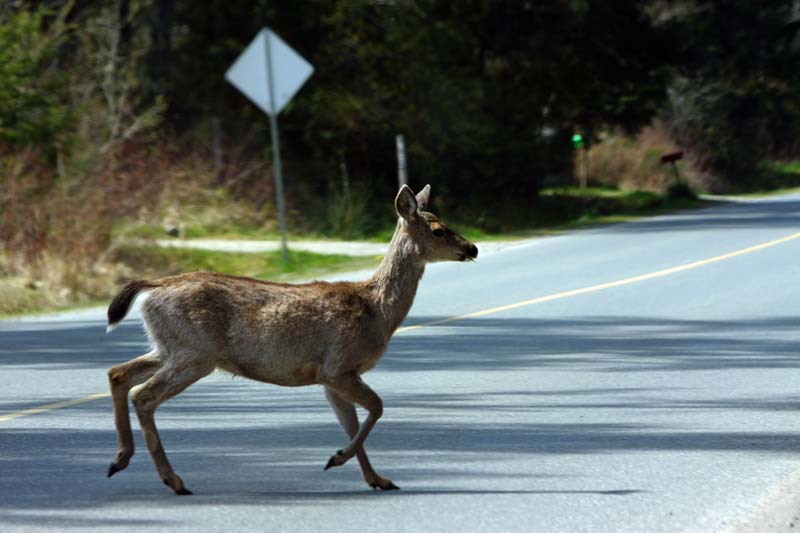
top-left (324, 186), bottom-right (372, 239)
top-left (587, 122), bottom-right (709, 192)
top-left (666, 182), bottom-right (696, 200)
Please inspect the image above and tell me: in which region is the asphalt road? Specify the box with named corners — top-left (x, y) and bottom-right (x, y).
top-left (2, 195), bottom-right (800, 532)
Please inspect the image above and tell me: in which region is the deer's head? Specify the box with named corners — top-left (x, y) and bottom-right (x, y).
top-left (395, 184), bottom-right (478, 263)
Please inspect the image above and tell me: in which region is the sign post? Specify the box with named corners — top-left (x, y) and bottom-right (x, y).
top-left (225, 28), bottom-right (314, 262)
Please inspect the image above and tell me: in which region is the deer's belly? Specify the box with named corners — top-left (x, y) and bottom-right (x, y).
top-left (217, 350), bottom-right (322, 387)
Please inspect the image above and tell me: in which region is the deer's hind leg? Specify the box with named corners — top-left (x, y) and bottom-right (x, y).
top-left (107, 351), bottom-right (162, 477)
top-left (130, 360), bottom-right (213, 495)
top-left (325, 387), bottom-right (398, 490)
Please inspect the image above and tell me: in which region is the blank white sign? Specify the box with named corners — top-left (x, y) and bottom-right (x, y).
top-left (225, 28), bottom-right (314, 116)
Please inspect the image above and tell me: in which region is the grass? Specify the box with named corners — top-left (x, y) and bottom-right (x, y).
top-left (113, 218), bottom-right (285, 241)
top-left (0, 280), bottom-right (58, 317)
top-left (114, 217), bottom-right (356, 242)
top-left (728, 161), bottom-right (800, 198)
top-left (109, 245), bottom-right (381, 282)
top-left (0, 271), bottom-right (114, 319)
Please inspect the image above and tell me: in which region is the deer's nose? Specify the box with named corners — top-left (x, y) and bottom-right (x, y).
top-left (468, 244), bottom-right (478, 258)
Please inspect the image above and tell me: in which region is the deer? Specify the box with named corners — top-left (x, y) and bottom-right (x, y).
top-left (104, 184), bottom-right (478, 495)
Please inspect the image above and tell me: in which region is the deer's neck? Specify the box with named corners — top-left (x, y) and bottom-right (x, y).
top-left (366, 220), bottom-right (425, 338)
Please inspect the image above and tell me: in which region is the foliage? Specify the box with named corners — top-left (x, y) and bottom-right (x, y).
top-left (295, 1), bottom-right (674, 211)
top-left (0, 0), bottom-right (171, 298)
top-left (0, 1), bottom-right (75, 156)
top-left (666, 182), bottom-right (697, 200)
top-left (122, 1), bottom-right (674, 213)
top-left (661, 1), bottom-right (800, 189)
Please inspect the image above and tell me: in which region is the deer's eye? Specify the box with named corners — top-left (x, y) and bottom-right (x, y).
top-left (432, 228), bottom-right (445, 237)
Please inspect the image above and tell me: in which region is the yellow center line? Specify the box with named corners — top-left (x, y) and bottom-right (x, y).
top-left (3, 229), bottom-right (800, 424)
top-left (397, 230), bottom-right (800, 333)
top-left (0, 393), bottom-right (110, 423)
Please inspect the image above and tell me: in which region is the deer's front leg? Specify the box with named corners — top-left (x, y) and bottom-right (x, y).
top-left (322, 374), bottom-right (386, 474)
top-left (324, 386), bottom-right (398, 490)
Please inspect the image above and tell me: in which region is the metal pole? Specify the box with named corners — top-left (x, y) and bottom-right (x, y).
top-left (268, 113), bottom-right (289, 262)
top-left (396, 134), bottom-right (407, 188)
top-left (265, 31), bottom-right (289, 263)
top-left (580, 146), bottom-right (588, 189)
top-left (670, 161), bottom-right (682, 185)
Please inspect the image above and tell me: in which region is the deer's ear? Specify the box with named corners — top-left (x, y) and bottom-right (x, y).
top-left (415, 184), bottom-right (431, 210)
top-left (395, 185), bottom-right (418, 220)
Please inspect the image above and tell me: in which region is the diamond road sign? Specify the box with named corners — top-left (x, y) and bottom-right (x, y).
top-left (225, 28), bottom-right (314, 116)
top-left (225, 28), bottom-right (314, 262)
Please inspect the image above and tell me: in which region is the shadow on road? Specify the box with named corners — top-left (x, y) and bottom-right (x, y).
top-left (0, 320), bottom-right (148, 369)
top-left (2, 314), bottom-right (798, 374)
top-left (393, 314), bottom-right (800, 373)
top-left (2, 311), bottom-right (800, 515)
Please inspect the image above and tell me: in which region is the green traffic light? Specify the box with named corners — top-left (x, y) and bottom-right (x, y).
top-left (572, 134), bottom-right (583, 144)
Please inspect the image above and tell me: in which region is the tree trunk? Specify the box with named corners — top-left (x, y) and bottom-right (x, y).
top-left (146, 0), bottom-right (174, 102)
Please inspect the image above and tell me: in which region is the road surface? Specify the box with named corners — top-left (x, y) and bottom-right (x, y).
top-left (2, 195), bottom-right (800, 532)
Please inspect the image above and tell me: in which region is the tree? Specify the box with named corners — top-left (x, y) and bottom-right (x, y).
top-left (662, 1), bottom-right (800, 187)
top-left (0, 2), bottom-right (75, 158)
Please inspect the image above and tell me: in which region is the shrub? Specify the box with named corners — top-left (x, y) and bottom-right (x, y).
top-left (587, 122), bottom-right (711, 193)
top-left (324, 185), bottom-right (372, 239)
top-left (666, 182), bottom-right (697, 200)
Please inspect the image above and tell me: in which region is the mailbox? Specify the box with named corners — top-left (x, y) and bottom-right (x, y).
top-left (660, 151), bottom-right (684, 164)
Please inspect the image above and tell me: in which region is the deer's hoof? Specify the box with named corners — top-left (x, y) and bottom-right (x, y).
top-left (370, 481), bottom-right (400, 491)
top-left (324, 449), bottom-right (344, 471)
top-left (107, 461), bottom-right (126, 478)
top-left (368, 475), bottom-right (400, 491)
top-left (107, 449), bottom-right (133, 478)
top-left (163, 475), bottom-right (192, 495)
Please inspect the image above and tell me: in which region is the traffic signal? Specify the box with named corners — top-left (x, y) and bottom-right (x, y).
top-left (572, 134), bottom-right (584, 149)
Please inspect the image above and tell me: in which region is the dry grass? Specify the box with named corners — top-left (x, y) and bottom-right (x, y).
top-left (0, 133), bottom-right (286, 317)
top-left (587, 121), bottom-right (718, 193)
top-left (0, 140), bottom-right (203, 316)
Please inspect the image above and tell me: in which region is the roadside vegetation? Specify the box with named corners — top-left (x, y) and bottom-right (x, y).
top-left (110, 246), bottom-right (379, 282)
top-left (0, 246), bottom-right (379, 318)
top-left (737, 161), bottom-right (800, 196)
top-left (2, 1), bottom-right (799, 317)
top-left (1, 181), bottom-right (709, 318)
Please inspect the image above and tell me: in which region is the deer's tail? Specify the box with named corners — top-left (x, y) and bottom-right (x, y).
top-left (106, 280), bottom-right (161, 333)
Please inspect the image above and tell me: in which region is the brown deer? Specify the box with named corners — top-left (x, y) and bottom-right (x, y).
top-left (105, 184), bottom-right (477, 495)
